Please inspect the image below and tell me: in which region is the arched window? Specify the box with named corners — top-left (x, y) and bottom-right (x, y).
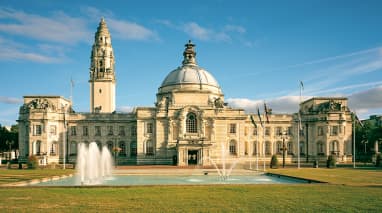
top-left (287, 142), bottom-right (293, 155)
top-left (186, 113), bottom-right (197, 133)
top-left (229, 140), bottom-right (236, 155)
top-left (130, 141), bottom-right (137, 157)
top-left (146, 140), bottom-right (154, 155)
top-left (119, 141), bottom-right (126, 156)
top-left (330, 141), bottom-right (339, 155)
top-left (69, 141), bottom-right (76, 155)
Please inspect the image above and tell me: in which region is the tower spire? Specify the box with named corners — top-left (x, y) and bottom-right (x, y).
top-left (182, 40), bottom-right (197, 65)
top-left (89, 18), bottom-right (116, 113)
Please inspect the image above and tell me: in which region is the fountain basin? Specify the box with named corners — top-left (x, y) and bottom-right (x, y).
top-left (34, 174), bottom-right (308, 186)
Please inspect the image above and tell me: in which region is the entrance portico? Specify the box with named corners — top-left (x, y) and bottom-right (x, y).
top-left (177, 140), bottom-right (211, 166)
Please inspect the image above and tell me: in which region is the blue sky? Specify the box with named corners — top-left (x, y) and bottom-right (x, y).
top-left (1, 0), bottom-right (382, 126)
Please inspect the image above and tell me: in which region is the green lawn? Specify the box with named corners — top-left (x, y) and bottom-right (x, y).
top-left (0, 169), bottom-right (74, 185)
top-left (269, 167), bottom-right (382, 186)
top-left (0, 185), bottom-right (381, 212)
top-left (0, 168), bottom-right (381, 212)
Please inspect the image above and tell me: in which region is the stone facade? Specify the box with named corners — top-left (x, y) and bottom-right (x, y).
top-left (17, 19), bottom-right (354, 166)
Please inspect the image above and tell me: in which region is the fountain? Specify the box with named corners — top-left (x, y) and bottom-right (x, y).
top-left (76, 142), bottom-right (113, 185)
top-left (34, 143), bottom-right (308, 186)
top-left (208, 143), bottom-right (239, 181)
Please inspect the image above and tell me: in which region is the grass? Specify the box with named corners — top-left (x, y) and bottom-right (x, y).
top-left (0, 167), bottom-right (381, 212)
top-left (0, 169), bottom-right (74, 185)
top-left (0, 185), bottom-right (381, 212)
top-left (269, 167), bottom-right (382, 186)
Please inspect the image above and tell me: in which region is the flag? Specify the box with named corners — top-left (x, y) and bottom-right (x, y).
top-left (264, 102), bottom-right (270, 123)
top-left (300, 80), bottom-right (304, 90)
top-left (250, 115), bottom-right (257, 128)
top-left (257, 107), bottom-right (264, 128)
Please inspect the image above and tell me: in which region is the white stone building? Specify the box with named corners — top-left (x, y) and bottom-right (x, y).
top-left (17, 19), bottom-right (354, 166)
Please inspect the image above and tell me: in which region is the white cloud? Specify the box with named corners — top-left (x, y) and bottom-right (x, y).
top-left (182, 22), bottom-right (249, 42)
top-left (287, 47), bottom-right (382, 97)
top-left (228, 86), bottom-right (382, 120)
top-left (183, 22), bottom-right (214, 41)
top-left (107, 18), bottom-right (159, 41)
top-left (81, 6), bottom-right (158, 41)
top-left (0, 8), bottom-right (91, 44)
top-left (348, 86), bottom-right (382, 110)
top-left (116, 106), bottom-right (134, 113)
top-left (0, 96), bottom-right (23, 104)
top-left (227, 96), bottom-right (304, 114)
top-left (224, 25), bottom-right (246, 34)
top-left (156, 20), bottom-right (250, 45)
top-left (0, 36), bottom-right (64, 63)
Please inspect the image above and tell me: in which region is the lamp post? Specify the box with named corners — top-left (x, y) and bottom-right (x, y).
top-left (6, 140), bottom-right (14, 161)
top-left (279, 131), bottom-right (288, 168)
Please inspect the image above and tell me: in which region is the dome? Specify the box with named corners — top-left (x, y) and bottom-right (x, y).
top-left (158, 41), bottom-right (222, 95)
top-left (160, 65), bottom-right (220, 88)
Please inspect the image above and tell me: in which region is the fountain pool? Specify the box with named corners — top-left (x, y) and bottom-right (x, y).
top-left (34, 173), bottom-right (308, 186)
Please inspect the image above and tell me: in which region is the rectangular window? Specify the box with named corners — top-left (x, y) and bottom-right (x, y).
top-left (146, 123), bottom-right (153, 134)
top-left (83, 126), bottom-right (88, 136)
top-left (275, 127), bottom-right (282, 136)
top-left (49, 125), bottom-right (56, 136)
top-left (330, 126), bottom-right (338, 136)
top-left (130, 142), bottom-right (137, 156)
top-left (34, 125), bottom-right (42, 136)
top-left (70, 126), bottom-right (76, 136)
top-left (229, 124), bottom-right (236, 134)
top-left (318, 126), bottom-right (324, 136)
top-left (146, 141), bottom-right (154, 155)
top-left (119, 126), bottom-right (125, 136)
top-left (287, 127), bottom-right (292, 136)
top-left (108, 126), bottom-right (113, 136)
top-left (131, 126), bottom-right (137, 137)
top-left (253, 127), bottom-right (257, 136)
top-left (265, 127), bottom-right (270, 136)
top-left (95, 126), bottom-right (101, 136)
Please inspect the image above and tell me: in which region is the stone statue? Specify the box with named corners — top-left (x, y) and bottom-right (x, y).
top-left (214, 97), bottom-right (224, 108)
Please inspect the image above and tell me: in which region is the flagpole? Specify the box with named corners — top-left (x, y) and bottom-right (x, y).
top-left (256, 129), bottom-right (259, 171)
top-left (70, 77), bottom-right (74, 106)
top-left (263, 112), bottom-right (266, 171)
top-left (298, 81), bottom-right (303, 169)
top-left (353, 112), bottom-right (356, 168)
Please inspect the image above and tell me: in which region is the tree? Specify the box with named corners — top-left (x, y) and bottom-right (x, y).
top-left (0, 124), bottom-right (19, 152)
top-left (270, 154), bottom-right (279, 169)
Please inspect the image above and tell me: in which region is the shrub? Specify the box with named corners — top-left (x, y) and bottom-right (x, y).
top-left (376, 153), bottom-right (382, 167)
top-left (270, 154), bottom-right (279, 169)
top-left (326, 155), bottom-right (336, 168)
top-left (28, 155), bottom-right (39, 169)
